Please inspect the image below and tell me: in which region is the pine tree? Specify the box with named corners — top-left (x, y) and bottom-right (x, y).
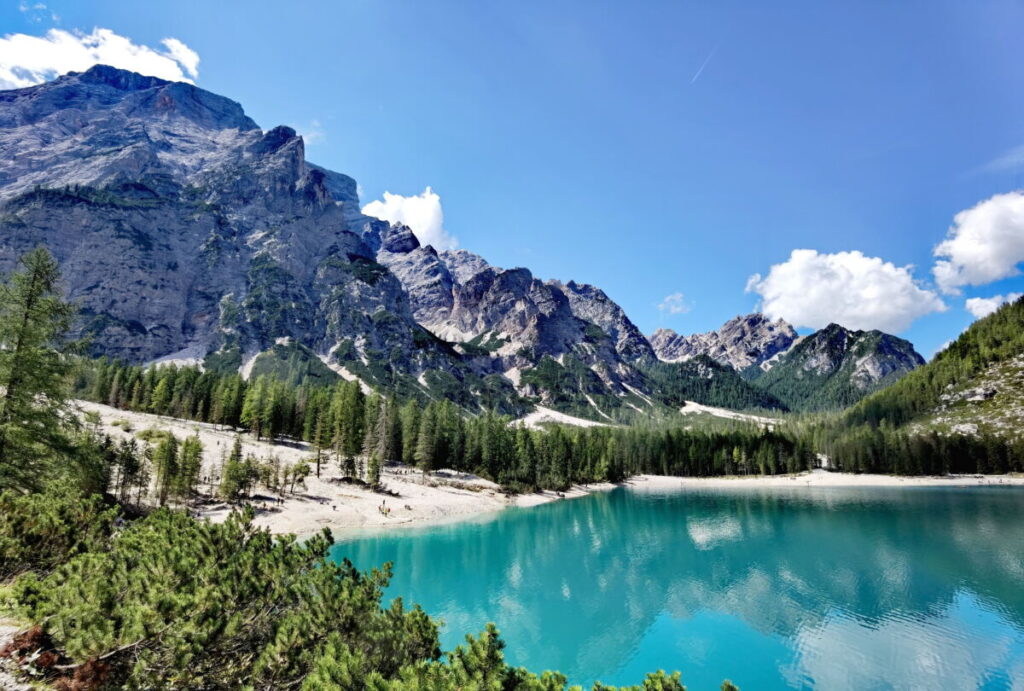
top-left (220, 436), bottom-right (250, 500)
top-left (399, 399), bottom-right (420, 465)
top-left (241, 375), bottom-right (268, 439)
top-left (150, 376), bottom-right (172, 414)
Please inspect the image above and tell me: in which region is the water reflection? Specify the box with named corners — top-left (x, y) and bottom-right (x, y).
top-left (331, 486), bottom-right (1024, 689)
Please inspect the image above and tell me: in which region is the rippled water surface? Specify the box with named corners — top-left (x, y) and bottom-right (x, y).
top-left (330, 485), bottom-right (1024, 689)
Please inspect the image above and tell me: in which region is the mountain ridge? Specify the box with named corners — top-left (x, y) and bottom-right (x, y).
top-left (0, 65), bottom-right (926, 418)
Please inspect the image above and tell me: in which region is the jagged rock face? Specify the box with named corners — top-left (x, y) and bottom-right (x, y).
top-left (0, 66), bottom-right (461, 385)
top-left (377, 238), bottom-right (456, 327)
top-left (752, 323), bottom-right (926, 411)
top-left (438, 249), bottom-right (491, 284)
top-left (650, 314), bottom-right (798, 371)
top-left (786, 324), bottom-right (924, 387)
top-left (552, 280), bottom-right (655, 362)
top-left (376, 228), bottom-right (651, 402)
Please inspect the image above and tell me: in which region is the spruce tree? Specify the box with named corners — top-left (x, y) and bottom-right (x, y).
top-left (177, 434), bottom-right (204, 499)
top-left (153, 434), bottom-right (180, 506)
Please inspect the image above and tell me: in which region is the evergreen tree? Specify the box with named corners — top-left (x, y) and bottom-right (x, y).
top-left (367, 451), bottom-right (382, 488)
top-left (177, 434), bottom-right (204, 499)
top-left (414, 404), bottom-right (437, 474)
top-left (0, 247), bottom-right (76, 491)
top-left (153, 434), bottom-right (180, 507)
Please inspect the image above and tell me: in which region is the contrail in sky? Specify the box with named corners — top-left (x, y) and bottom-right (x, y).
top-left (690, 44), bottom-right (719, 84)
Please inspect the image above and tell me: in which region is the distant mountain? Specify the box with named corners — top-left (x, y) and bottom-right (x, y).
top-left (378, 227), bottom-right (659, 414)
top-left (750, 324), bottom-right (925, 412)
top-left (650, 315), bottom-right (927, 412)
top-left (650, 314), bottom-right (798, 372)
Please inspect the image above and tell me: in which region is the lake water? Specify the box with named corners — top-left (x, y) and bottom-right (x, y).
top-left (330, 484), bottom-right (1024, 689)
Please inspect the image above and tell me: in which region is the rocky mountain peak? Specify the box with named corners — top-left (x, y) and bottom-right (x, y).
top-left (650, 313), bottom-right (797, 371)
top-left (0, 68), bottom-right (928, 420)
top-left (72, 64), bottom-right (170, 91)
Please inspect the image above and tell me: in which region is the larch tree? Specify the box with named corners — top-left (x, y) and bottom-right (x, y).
top-left (0, 247), bottom-right (77, 492)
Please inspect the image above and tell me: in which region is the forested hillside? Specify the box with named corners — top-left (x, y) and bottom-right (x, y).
top-left (806, 297), bottom-right (1024, 475)
top-left (843, 296), bottom-right (1024, 430)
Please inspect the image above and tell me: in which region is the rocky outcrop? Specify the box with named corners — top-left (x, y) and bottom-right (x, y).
top-left (551, 280), bottom-right (655, 362)
top-left (650, 314), bottom-right (798, 371)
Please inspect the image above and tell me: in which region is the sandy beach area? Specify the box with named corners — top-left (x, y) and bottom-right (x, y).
top-left (77, 401), bottom-right (1024, 539)
top-left (77, 401), bottom-right (613, 539)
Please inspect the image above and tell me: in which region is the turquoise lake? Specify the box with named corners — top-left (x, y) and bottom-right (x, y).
top-left (330, 485), bottom-right (1024, 689)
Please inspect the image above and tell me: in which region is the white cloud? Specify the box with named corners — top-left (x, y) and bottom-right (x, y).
top-left (657, 292), bottom-right (691, 315)
top-left (362, 187), bottom-right (458, 250)
top-left (18, 2), bottom-right (57, 23)
top-left (159, 38), bottom-right (199, 79)
top-left (964, 292), bottom-right (1022, 319)
top-left (933, 191), bottom-right (1024, 294)
top-left (746, 249), bottom-right (946, 333)
top-left (977, 144), bottom-right (1024, 175)
top-left (297, 119), bottom-right (325, 145)
top-left (0, 28), bottom-right (199, 90)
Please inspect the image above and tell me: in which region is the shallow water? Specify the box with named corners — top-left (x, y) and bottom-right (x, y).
top-left (331, 485), bottom-right (1024, 689)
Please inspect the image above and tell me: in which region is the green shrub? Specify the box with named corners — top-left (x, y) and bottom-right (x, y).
top-left (0, 483), bottom-right (117, 581)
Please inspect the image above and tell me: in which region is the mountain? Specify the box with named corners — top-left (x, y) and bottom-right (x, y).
top-left (750, 323), bottom-right (925, 412)
top-left (0, 65), bottom-right (526, 412)
top-left (650, 314), bottom-right (798, 371)
top-left (0, 66), bottom-right (926, 421)
top-left (377, 229), bottom-right (660, 414)
top-left (0, 65), bottom-right (778, 420)
top-left (842, 295), bottom-right (1024, 440)
top-left (650, 314), bottom-right (927, 412)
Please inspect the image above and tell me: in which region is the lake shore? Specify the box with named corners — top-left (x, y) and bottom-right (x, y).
top-left (628, 469), bottom-right (1024, 490)
top-left (77, 401), bottom-right (1024, 539)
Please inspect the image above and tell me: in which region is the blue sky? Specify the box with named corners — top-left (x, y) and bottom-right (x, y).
top-left (2, 0), bottom-right (1024, 357)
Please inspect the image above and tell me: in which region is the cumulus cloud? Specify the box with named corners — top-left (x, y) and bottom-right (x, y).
top-left (0, 28), bottom-right (199, 90)
top-left (964, 292), bottom-right (1022, 320)
top-left (746, 249), bottom-right (946, 333)
top-left (657, 292), bottom-right (691, 315)
top-left (362, 187), bottom-right (458, 250)
top-left (933, 191), bottom-right (1024, 294)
